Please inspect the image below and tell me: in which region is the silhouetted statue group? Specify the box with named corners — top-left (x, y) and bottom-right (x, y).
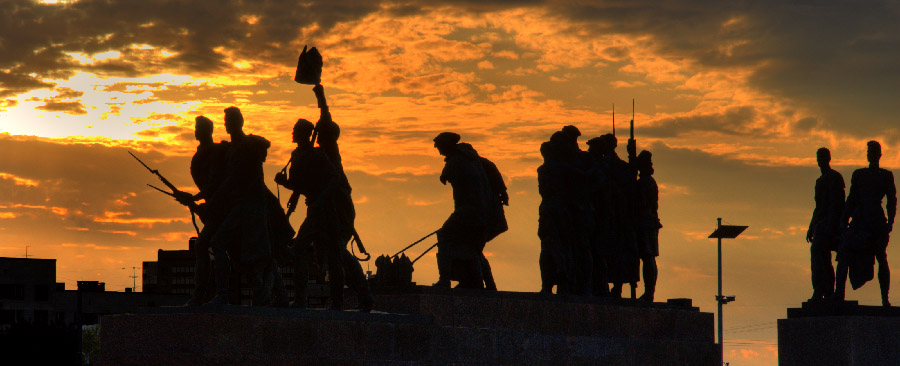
top-left (537, 127), bottom-right (661, 301)
top-left (808, 142), bottom-right (896, 306)
top-left (165, 82), bottom-right (373, 311)
top-left (143, 48), bottom-right (898, 313)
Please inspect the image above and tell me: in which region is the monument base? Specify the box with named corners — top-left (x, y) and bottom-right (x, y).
top-left (100, 288), bottom-right (716, 365)
top-left (779, 300), bottom-right (900, 366)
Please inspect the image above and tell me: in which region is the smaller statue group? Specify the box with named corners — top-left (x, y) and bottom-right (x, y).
top-left (165, 82), bottom-right (373, 312)
top-left (536, 126), bottom-right (661, 301)
top-left (808, 142), bottom-right (896, 306)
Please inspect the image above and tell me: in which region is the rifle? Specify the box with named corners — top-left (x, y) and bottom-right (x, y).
top-left (627, 99), bottom-right (637, 162)
top-left (129, 152), bottom-right (200, 235)
top-left (612, 103), bottom-right (615, 136)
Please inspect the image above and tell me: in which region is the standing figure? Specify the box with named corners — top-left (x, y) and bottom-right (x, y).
top-left (602, 133), bottom-right (640, 298)
top-left (276, 85), bottom-right (373, 311)
top-left (556, 127), bottom-right (597, 296)
top-left (586, 137), bottom-right (613, 297)
top-left (806, 148), bottom-right (845, 301)
top-left (311, 84), bottom-right (374, 310)
top-left (834, 141), bottom-right (896, 306)
top-left (205, 107), bottom-right (274, 305)
top-left (432, 132), bottom-right (495, 289)
top-left (538, 141), bottom-right (576, 294)
top-left (459, 142), bottom-right (508, 291)
top-left (635, 150), bottom-right (661, 302)
top-left (180, 116), bottom-right (229, 306)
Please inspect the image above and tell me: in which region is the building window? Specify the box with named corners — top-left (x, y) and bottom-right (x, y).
top-left (34, 285), bottom-right (50, 302)
top-left (0, 284), bottom-right (24, 300)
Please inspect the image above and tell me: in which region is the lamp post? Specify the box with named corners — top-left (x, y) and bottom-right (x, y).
top-left (708, 217), bottom-right (748, 365)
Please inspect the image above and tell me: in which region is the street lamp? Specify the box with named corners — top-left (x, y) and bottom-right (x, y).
top-left (708, 217), bottom-right (748, 366)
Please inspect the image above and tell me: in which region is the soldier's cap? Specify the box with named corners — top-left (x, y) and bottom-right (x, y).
top-left (561, 125), bottom-right (581, 138)
top-left (586, 137), bottom-right (606, 148)
top-left (638, 150), bottom-right (652, 162)
top-left (540, 141), bottom-right (556, 159)
top-left (294, 118), bottom-right (314, 132)
top-left (549, 131), bottom-right (569, 146)
top-left (601, 133), bottom-right (617, 147)
top-left (433, 132), bottom-right (461, 148)
top-left (195, 116), bottom-right (214, 132)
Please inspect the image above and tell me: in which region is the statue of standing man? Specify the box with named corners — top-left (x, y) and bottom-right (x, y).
top-left (806, 148), bottom-right (844, 301)
top-left (834, 141), bottom-right (896, 306)
top-left (432, 132), bottom-right (495, 289)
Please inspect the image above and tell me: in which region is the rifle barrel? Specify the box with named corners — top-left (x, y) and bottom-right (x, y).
top-left (128, 151), bottom-right (154, 173)
top-left (147, 184), bottom-right (175, 197)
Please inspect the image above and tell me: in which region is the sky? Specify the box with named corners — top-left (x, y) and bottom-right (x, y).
top-left (2, 0), bottom-right (899, 364)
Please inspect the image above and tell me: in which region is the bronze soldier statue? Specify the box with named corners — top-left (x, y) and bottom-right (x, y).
top-left (806, 147), bottom-right (845, 301)
top-left (276, 85), bottom-right (373, 311)
top-left (602, 133), bottom-right (640, 298)
top-left (538, 141), bottom-right (576, 294)
top-left (635, 150), bottom-right (661, 302)
top-left (432, 132), bottom-right (495, 289)
top-left (204, 107), bottom-right (274, 305)
top-left (556, 127), bottom-right (596, 296)
top-left (834, 141), bottom-right (896, 306)
top-left (586, 137), bottom-right (613, 297)
top-left (178, 116), bottom-right (229, 306)
top-left (458, 142), bottom-right (507, 291)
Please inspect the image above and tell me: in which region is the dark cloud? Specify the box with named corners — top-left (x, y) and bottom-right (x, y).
top-left (0, 0), bottom-right (385, 97)
top-left (55, 87), bottom-right (84, 99)
top-left (543, 0), bottom-right (900, 138)
top-left (640, 106), bottom-right (764, 138)
top-left (35, 101), bottom-right (87, 115)
top-left (395, 0), bottom-right (900, 138)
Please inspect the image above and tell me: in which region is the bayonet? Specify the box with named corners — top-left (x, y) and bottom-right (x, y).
top-left (147, 184), bottom-right (174, 197)
top-left (130, 151), bottom-right (200, 235)
top-left (630, 99), bottom-right (635, 141)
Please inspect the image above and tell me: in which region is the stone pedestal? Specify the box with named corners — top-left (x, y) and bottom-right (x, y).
top-left (100, 288), bottom-right (716, 365)
top-left (778, 300), bottom-right (900, 366)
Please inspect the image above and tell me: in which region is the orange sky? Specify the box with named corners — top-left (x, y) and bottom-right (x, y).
top-left (3, 1), bottom-right (900, 365)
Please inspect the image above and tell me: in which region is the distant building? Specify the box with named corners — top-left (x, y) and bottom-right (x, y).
top-left (143, 238), bottom-right (330, 306)
top-left (0, 257), bottom-right (58, 326)
top-left (0, 257), bottom-right (188, 327)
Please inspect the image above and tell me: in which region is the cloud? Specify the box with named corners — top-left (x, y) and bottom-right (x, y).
top-left (35, 100), bottom-right (87, 115)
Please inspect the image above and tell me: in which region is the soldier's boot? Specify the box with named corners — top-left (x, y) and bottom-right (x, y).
top-left (482, 255), bottom-right (497, 291)
top-left (433, 252), bottom-right (451, 288)
top-left (268, 260), bottom-right (290, 307)
top-left (878, 255), bottom-right (890, 307)
top-left (327, 250), bottom-right (345, 311)
top-left (205, 245), bottom-right (231, 306)
top-left (290, 277), bottom-right (308, 308)
top-left (342, 250), bottom-right (375, 313)
top-left (328, 282), bottom-right (344, 310)
top-left (610, 283), bottom-right (623, 298)
top-left (832, 261), bottom-right (848, 301)
top-left (639, 257), bottom-right (657, 302)
top-left (357, 284), bottom-right (375, 313)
